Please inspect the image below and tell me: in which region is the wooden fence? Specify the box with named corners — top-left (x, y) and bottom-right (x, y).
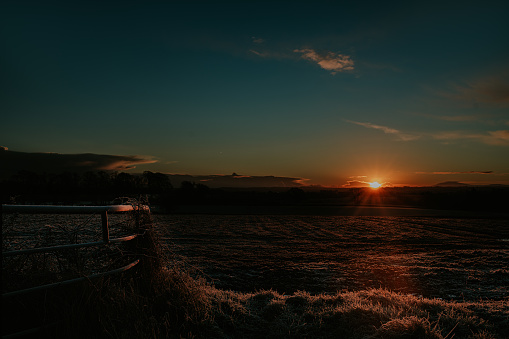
top-left (1, 203), bottom-right (149, 338)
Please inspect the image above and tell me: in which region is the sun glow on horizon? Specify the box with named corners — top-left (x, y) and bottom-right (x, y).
top-left (369, 181), bottom-right (382, 189)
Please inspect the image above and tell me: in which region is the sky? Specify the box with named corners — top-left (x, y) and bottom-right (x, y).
top-left (1, 0), bottom-right (509, 187)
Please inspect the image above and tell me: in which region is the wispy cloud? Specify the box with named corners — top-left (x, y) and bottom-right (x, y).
top-left (249, 47), bottom-right (287, 59)
top-left (248, 36), bottom-right (292, 59)
top-left (346, 120), bottom-right (420, 141)
top-left (251, 37), bottom-right (265, 44)
top-left (342, 180), bottom-right (371, 188)
top-left (249, 41), bottom-right (355, 75)
top-left (347, 120), bottom-right (509, 146)
top-left (421, 114), bottom-right (481, 122)
top-left (0, 149), bottom-right (158, 179)
top-left (166, 173), bottom-right (305, 188)
top-left (249, 49), bottom-right (269, 57)
top-left (99, 156), bottom-right (157, 171)
top-left (415, 171), bottom-right (494, 175)
top-left (440, 72), bottom-right (509, 107)
top-left (342, 179), bottom-right (391, 188)
top-left (487, 130), bottom-right (509, 144)
top-left (432, 130), bottom-right (509, 146)
top-left (294, 49), bottom-right (354, 74)
top-left (465, 77), bottom-right (509, 105)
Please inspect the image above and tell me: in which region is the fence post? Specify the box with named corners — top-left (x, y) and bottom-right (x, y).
top-left (101, 211), bottom-right (109, 244)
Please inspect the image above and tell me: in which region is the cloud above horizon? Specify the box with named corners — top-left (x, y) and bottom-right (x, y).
top-left (341, 175), bottom-right (391, 188)
top-left (248, 42), bottom-right (355, 75)
top-left (251, 36), bottom-right (265, 44)
top-left (431, 130), bottom-right (509, 146)
top-left (346, 120), bottom-right (420, 141)
top-left (347, 120), bottom-right (509, 146)
top-left (294, 49), bottom-right (354, 74)
top-left (415, 171), bottom-right (494, 175)
top-left (166, 173), bottom-right (306, 188)
top-left (0, 149), bottom-right (308, 188)
top-left (420, 114), bottom-right (482, 122)
top-left (0, 149), bottom-right (157, 179)
top-left (440, 72), bottom-right (509, 107)
top-left (341, 180), bottom-right (392, 188)
top-left (342, 180), bottom-right (371, 188)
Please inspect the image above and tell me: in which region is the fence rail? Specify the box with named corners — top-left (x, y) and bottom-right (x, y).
top-left (1, 203), bottom-right (149, 337)
top-left (2, 234), bottom-right (139, 258)
top-left (1, 204), bottom-right (139, 214)
top-left (2, 259), bottom-right (140, 299)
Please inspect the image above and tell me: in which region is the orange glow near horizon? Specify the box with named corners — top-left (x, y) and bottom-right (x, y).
top-left (369, 181), bottom-right (382, 189)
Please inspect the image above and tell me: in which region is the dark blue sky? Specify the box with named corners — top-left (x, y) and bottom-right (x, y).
top-left (2, 0), bottom-right (509, 186)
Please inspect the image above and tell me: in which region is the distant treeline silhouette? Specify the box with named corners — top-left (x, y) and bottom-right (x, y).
top-left (1, 170), bottom-right (171, 205)
top-left (1, 170), bottom-right (508, 212)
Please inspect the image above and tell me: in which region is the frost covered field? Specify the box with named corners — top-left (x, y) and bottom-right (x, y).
top-left (3, 212), bottom-right (509, 337)
top-left (154, 215), bottom-right (509, 301)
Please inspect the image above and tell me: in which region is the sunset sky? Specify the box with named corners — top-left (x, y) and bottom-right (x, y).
top-left (2, 1), bottom-right (509, 187)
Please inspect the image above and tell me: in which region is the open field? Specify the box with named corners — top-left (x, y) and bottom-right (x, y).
top-left (2, 210), bottom-right (509, 338)
top-left (154, 214), bottom-right (509, 301)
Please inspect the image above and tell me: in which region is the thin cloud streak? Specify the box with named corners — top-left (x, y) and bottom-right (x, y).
top-left (423, 114), bottom-right (481, 122)
top-left (342, 179), bottom-right (391, 188)
top-left (432, 130), bottom-right (509, 146)
top-left (347, 120), bottom-right (509, 146)
top-left (440, 72), bottom-right (509, 107)
top-left (249, 48), bottom-right (290, 60)
top-left (342, 180), bottom-right (371, 188)
top-left (0, 149), bottom-right (158, 179)
top-left (346, 120), bottom-right (421, 141)
top-left (251, 37), bottom-right (265, 44)
top-left (416, 171), bottom-right (494, 175)
top-left (166, 173), bottom-right (306, 188)
top-left (250, 49), bottom-right (267, 57)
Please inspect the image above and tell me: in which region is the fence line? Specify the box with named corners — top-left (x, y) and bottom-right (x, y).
top-left (1, 204), bottom-right (147, 296)
top-left (1, 204), bottom-right (142, 214)
top-left (1, 203), bottom-right (149, 338)
top-left (2, 234), bottom-right (138, 257)
top-left (0, 204), bottom-right (150, 339)
top-left (2, 259), bottom-right (140, 299)
top-left (1, 204), bottom-right (147, 243)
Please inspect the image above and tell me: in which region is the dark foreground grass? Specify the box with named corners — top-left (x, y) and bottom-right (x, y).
top-left (13, 257), bottom-right (503, 339)
top-left (53, 264), bottom-right (508, 339)
top-left (3, 212), bottom-right (508, 338)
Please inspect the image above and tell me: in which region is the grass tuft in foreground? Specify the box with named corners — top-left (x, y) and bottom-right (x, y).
top-left (86, 261), bottom-right (507, 338)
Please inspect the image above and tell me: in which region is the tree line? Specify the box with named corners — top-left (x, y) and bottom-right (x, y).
top-left (0, 170), bottom-right (173, 204)
top-left (1, 170), bottom-right (508, 213)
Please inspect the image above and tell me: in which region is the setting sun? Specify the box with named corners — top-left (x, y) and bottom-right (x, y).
top-left (369, 181), bottom-right (382, 189)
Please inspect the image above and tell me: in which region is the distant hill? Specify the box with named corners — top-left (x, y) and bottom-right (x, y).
top-left (434, 181), bottom-right (470, 187)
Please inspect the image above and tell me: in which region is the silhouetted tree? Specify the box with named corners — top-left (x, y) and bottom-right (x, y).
top-left (195, 183), bottom-right (209, 192)
top-left (113, 172), bottom-right (139, 194)
top-left (48, 172), bottom-right (79, 197)
top-left (10, 170), bottom-right (45, 194)
top-left (180, 181), bottom-right (195, 191)
top-left (286, 187), bottom-right (305, 203)
top-left (82, 171), bottom-right (100, 194)
top-left (143, 171), bottom-right (172, 193)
